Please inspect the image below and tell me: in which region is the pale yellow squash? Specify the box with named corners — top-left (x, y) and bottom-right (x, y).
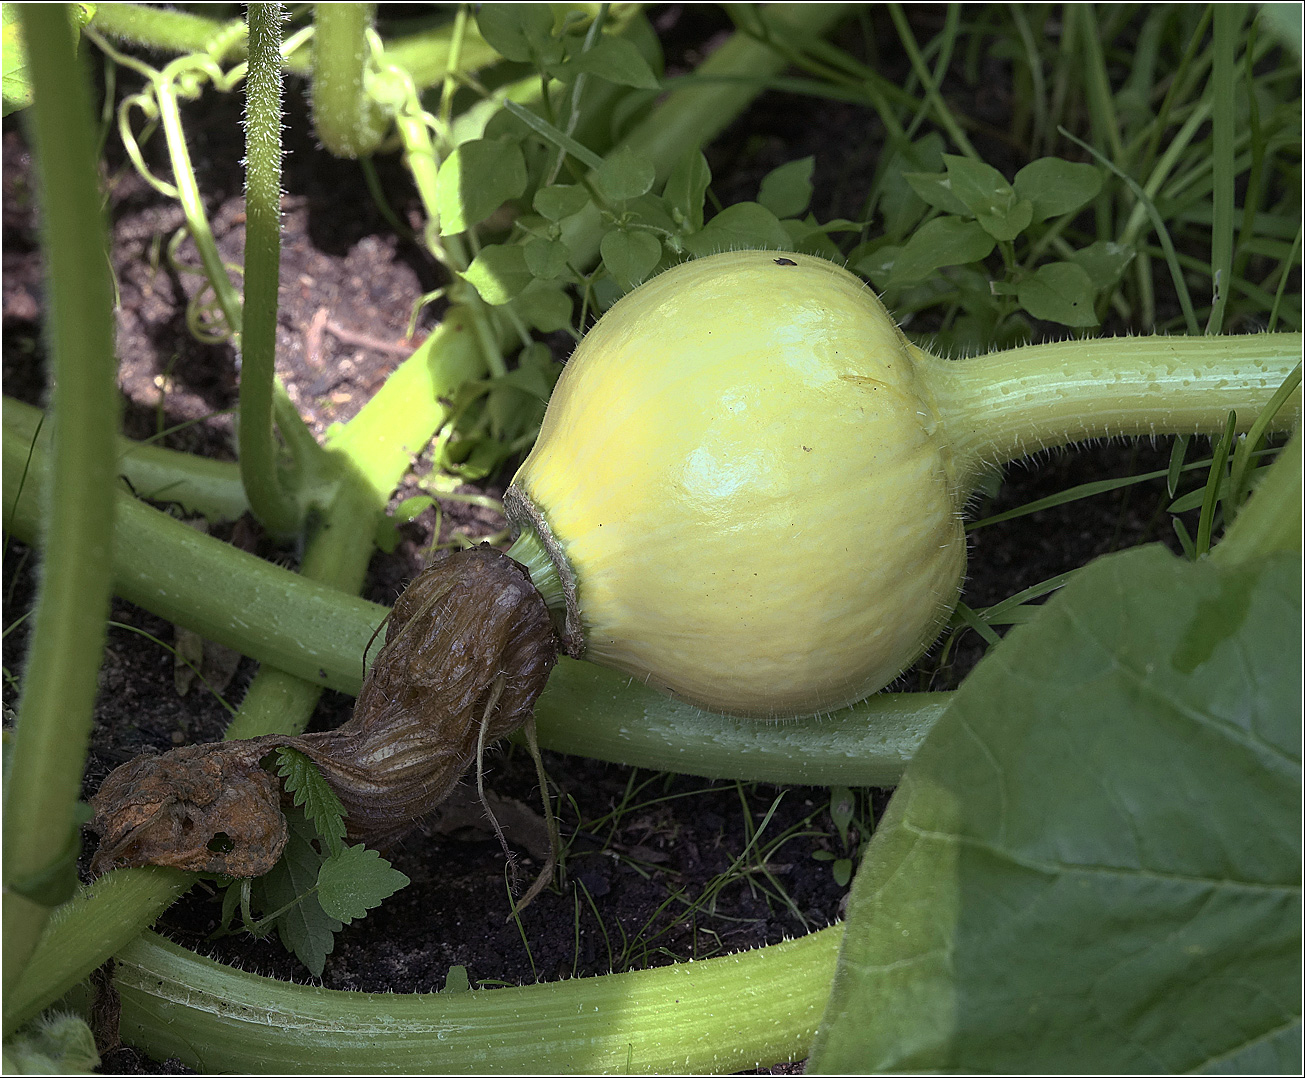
top-left (505, 250), bottom-right (966, 718)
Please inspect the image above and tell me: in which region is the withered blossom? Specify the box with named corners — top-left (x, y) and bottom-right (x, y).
top-left (90, 546), bottom-right (558, 876)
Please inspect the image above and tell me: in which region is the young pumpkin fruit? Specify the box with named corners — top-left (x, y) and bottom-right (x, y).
top-left (505, 250), bottom-right (966, 718)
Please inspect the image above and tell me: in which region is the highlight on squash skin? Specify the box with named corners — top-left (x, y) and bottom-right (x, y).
top-left (506, 250), bottom-right (1302, 719)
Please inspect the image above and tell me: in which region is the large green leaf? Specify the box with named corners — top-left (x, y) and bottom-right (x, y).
top-left (811, 545), bottom-right (1301, 1073)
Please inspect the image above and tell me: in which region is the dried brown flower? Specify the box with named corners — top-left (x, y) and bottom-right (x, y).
top-left (89, 546), bottom-right (558, 876)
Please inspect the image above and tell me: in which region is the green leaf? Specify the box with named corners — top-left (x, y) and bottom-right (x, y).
top-left (558, 35), bottom-right (659, 89)
top-left (757, 156), bottom-right (814, 219)
top-left (1013, 157), bottom-right (1103, 223)
top-left (943, 154), bottom-right (1015, 214)
top-left (1069, 240), bottom-right (1135, 294)
top-left (476, 2), bottom-right (556, 63)
top-left (829, 786), bottom-right (855, 847)
top-left (3, 4), bottom-right (94, 117)
top-left (811, 546), bottom-right (1302, 1073)
top-left (903, 171), bottom-right (971, 217)
top-left (275, 747), bottom-right (347, 857)
top-left (533, 183), bottom-right (589, 222)
top-left (434, 137), bottom-right (527, 235)
top-left (596, 144), bottom-right (656, 202)
top-left (977, 197), bottom-right (1033, 242)
top-left (5, 1012), bottom-right (99, 1074)
top-left (523, 236), bottom-right (571, 279)
top-left (887, 217), bottom-right (995, 287)
top-left (880, 134), bottom-right (946, 239)
top-left (1017, 261), bottom-right (1099, 327)
top-left (316, 845), bottom-right (410, 925)
top-left (463, 243), bottom-right (532, 305)
top-left (255, 810), bottom-right (341, 977)
top-left (600, 228), bottom-right (662, 292)
top-left (933, 155), bottom-right (1033, 241)
top-left (442, 964), bottom-right (471, 993)
top-left (514, 281), bottom-right (573, 332)
top-left (664, 150), bottom-right (711, 233)
top-left (682, 202), bottom-right (792, 258)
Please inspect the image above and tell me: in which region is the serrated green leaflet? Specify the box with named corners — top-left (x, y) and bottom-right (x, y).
top-left (275, 747), bottom-right (346, 858)
top-left (316, 845), bottom-right (410, 925)
top-left (254, 810), bottom-right (341, 978)
top-left (810, 546), bottom-right (1301, 1074)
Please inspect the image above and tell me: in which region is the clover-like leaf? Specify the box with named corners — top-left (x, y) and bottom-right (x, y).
top-left (523, 236), bottom-right (571, 280)
top-left (596, 144), bottom-right (656, 203)
top-left (533, 183), bottom-right (590, 222)
top-left (435, 137), bottom-right (527, 236)
top-left (514, 281), bottom-right (573, 332)
top-left (463, 243), bottom-right (532, 305)
top-left (601, 228), bottom-right (662, 292)
top-left (477, 3), bottom-right (556, 63)
top-left (558, 35), bottom-right (659, 89)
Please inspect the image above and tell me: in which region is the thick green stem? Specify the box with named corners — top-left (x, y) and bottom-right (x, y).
top-left (89, 2), bottom-right (246, 61)
top-left (924, 333), bottom-right (1303, 493)
top-left (311, 2), bottom-right (387, 158)
top-left (240, 2), bottom-right (306, 537)
top-left (3, 395), bottom-right (249, 522)
top-left (2, 4), bottom-right (120, 998)
top-left (2, 869), bottom-right (190, 1038)
top-left (111, 924), bottom-right (841, 1073)
top-left (2, 417), bottom-right (943, 781)
top-left (4, 309), bottom-right (496, 1026)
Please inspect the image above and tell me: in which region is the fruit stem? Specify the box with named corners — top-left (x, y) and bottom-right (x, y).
top-left (922, 333), bottom-right (1303, 494)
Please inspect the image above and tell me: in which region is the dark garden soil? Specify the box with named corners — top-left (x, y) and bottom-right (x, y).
top-left (3, 6), bottom-right (1204, 1074)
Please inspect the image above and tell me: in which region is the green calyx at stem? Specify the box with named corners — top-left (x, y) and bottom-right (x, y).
top-left (504, 525), bottom-right (569, 635)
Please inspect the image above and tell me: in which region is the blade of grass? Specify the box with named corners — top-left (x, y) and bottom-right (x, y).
top-left (1206, 4), bottom-right (1246, 335)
